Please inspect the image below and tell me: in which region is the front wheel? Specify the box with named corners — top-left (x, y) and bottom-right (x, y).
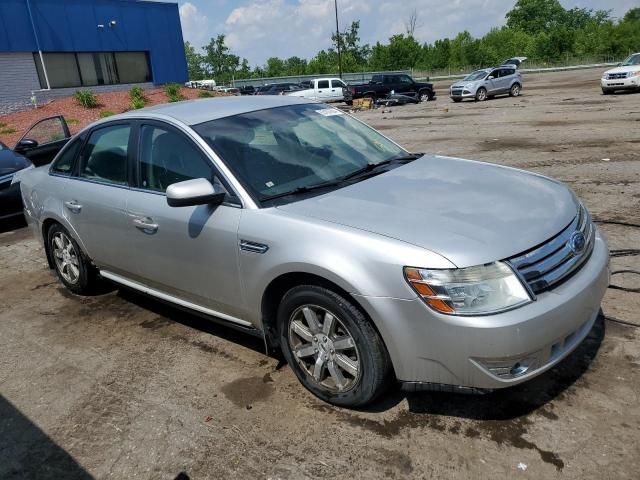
top-left (419, 90), bottom-right (432, 102)
top-left (509, 83), bottom-right (521, 97)
top-left (278, 285), bottom-right (392, 407)
top-left (475, 87), bottom-right (487, 102)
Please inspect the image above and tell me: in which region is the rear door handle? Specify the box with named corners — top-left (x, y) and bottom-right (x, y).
top-left (64, 200), bottom-right (82, 213)
top-left (132, 217), bottom-right (159, 234)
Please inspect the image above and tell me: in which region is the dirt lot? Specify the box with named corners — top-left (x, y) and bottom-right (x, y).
top-left (1, 68), bottom-right (639, 479)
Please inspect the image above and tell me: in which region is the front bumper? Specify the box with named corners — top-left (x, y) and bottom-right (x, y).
top-left (601, 76), bottom-right (640, 91)
top-left (449, 87), bottom-right (476, 99)
top-left (356, 229), bottom-right (609, 389)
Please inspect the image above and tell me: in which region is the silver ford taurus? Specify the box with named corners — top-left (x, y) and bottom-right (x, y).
top-left (19, 96), bottom-right (609, 407)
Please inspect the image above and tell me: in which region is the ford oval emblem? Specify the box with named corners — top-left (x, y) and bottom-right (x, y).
top-left (568, 231), bottom-right (586, 255)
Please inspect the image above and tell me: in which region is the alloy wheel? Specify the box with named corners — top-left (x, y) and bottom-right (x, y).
top-left (477, 88), bottom-right (487, 101)
top-left (288, 304), bottom-right (361, 392)
top-left (511, 84), bottom-right (520, 96)
top-left (52, 232), bottom-right (80, 285)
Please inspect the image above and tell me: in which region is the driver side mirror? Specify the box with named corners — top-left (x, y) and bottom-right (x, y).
top-left (166, 178), bottom-right (226, 207)
top-left (14, 138), bottom-right (39, 153)
top-left (617, 62), bottom-right (622, 67)
top-left (487, 75), bottom-right (495, 80)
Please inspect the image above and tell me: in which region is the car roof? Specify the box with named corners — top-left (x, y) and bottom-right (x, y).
top-left (115, 96), bottom-right (317, 126)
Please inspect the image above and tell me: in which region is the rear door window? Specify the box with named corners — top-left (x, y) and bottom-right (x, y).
top-left (78, 124), bottom-right (131, 186)
top-left (317, 80), bottom-right (329, 89)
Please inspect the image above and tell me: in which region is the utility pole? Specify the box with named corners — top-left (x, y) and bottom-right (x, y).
top-left (334, 0), bottom-right (342, 78)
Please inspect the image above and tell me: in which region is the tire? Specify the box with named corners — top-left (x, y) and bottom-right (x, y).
top-left (475, 87), bottom-right (487, 102)
top-left (452, 98), bottom-right (462, 103)
top-left (47, 223), bottom-right (96, 294)
top-left (602, 88), bottom-right (613, 95)
top-left (278, 285), bottom-right (392, 407)
top-left (419, 90), bottom-right (432, 102)
top-left (509, 83), bottom-right (521, 97)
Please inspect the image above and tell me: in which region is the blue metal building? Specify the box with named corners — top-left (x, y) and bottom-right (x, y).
top-left (0, 0), bottom-right (188, 113)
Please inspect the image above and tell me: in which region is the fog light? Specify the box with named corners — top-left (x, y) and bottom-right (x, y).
top-left (510, 361), bottom-right (530, 377)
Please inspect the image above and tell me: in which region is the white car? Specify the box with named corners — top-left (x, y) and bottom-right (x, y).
top-left (601, 53), bottom-right (640, 94)
top-left (286, 78), bottom-right (347, 102)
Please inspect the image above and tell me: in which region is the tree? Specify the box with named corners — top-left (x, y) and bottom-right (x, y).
top-left (203, 34), bottom-right (240, 83)
top-left (184, 41), bottom-right (205, 80)
top-left (506, 0), bottom-right (566, 34)
top-left (404, 9), bottom-right (420, 37)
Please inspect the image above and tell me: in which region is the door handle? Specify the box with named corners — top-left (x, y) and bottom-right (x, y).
top-left (64, 200), bottom-right (82, 213)
top-left (132, 217), bottom-right (159, 234)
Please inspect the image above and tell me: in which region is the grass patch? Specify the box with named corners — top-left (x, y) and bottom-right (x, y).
top-left (99, 110), bottom-right (115, 118)
top-left (74, 90), bottom-right (98, 108)
top-left (0, 122), bottom-right (6, 128)
top-left (129, 86), bottom-right (148, 109)
top-left (164, 83), bottom-right (186, 102)
top-left (66, 118), bottom-right (80, 125)
top-left (198, 90), bottom-right (212, 98)
top-left (0, 127), bottom-right (17, 134)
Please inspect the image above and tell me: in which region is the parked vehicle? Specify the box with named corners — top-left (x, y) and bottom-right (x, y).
top-left (449, 66), bottom-right (522, 102)
top-left (601, 53), bottom-right (640, 94)
top-left (218, 87), bottom-right (241, 96)
top-left (501, 57), bottom-right (528, 68)
top-left (344, 74), bottom-right (434, 104)
top-left (255, 83), bottom-right (303, 95)
top-left (239, 85), bottom-right (256, 95)
top-left (20, 97), bottom-right (609, 407)
top-left (0, 115), bottom-right (71, 220)
top-left (199, 79), bottom-right (217, 90)
top-left (286, 78), bottom-right (347, 102)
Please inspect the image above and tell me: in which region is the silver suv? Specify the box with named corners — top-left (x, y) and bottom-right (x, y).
top-left (450, 66), bottom-right (523, 102)
top-left (19, 97), bottom-right (608, 407)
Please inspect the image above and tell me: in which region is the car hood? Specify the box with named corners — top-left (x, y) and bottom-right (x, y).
top-left (0, 149), bottom-right (32, 176)
top-left (605, 65), bottom-right (640, 74)
top-left (451, 80), bottom-right (480, 89)
top-left (277, 156), bottom-right (578, 268)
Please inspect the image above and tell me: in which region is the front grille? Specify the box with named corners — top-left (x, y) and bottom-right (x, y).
top-left (607, 73), bottom-right (628, 80)
top-left (451, 88), bottom-right (463, 96)
top-left (507, 204), bottom-right (594, 294)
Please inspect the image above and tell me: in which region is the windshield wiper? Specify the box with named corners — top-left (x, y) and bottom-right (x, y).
top-left (260, 179), bottom-right (344, 202)
top-left (341, 153), bottom-right (424, 181)
top-left (260, 153), bottom-right (424, 203)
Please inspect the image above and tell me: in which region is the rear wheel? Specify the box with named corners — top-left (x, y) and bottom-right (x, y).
top-left (475, 87), bottom-right (487, 102)
top-left (278, 285), bottom-right (392, 407)
top-left (48, 223), bottom-right (96, 294)
top-left (509, 83), bottom-right (521, 97)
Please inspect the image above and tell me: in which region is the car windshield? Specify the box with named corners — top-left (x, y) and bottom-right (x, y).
top-left (621, 54), bottom-right (640, 66)
top-left (193, 104), bottom-right (406, 203)
top-left (464, 70), bottom-right (488, 81)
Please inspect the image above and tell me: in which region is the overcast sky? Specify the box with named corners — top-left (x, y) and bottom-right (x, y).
top-left (178, 0), bottom-right (636, 66)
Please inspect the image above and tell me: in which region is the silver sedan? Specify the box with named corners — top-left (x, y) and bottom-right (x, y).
top-left (19, 96), bottom-right (609, 407)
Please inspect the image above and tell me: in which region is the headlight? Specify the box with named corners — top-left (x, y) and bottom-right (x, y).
top-left (404, 262), bottom-right (532, 316)
top-left (631, 71), bottom-right (640, 77)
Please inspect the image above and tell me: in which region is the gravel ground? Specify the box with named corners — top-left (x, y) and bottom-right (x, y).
top-left (1, 68), bottom-right (639, 480)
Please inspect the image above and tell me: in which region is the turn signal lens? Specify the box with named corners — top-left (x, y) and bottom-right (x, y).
top-left (404, 263), bottom-right (531, 316)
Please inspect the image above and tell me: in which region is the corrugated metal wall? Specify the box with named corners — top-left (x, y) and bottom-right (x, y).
top-left (0, 0), bottom-right (187, 85)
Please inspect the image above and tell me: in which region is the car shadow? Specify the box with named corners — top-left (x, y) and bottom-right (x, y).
top-left (116, 287), bottom-right (267, 355)
top-left (362, 312), bottom-right (605, 419)
top-left (0, 395), bottom-right (93, 480)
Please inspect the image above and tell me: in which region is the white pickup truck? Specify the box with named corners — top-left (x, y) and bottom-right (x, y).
top-left (286, 77), bottom-right (347, 102)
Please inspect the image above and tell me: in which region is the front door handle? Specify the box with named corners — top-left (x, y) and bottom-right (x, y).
top-left (64, 200), bottom-right (82, 213)
top-left (133, 217), bottom-right (159, 234)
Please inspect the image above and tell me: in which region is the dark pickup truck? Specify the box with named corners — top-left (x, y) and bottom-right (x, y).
top-left (343, 73), bottom-right (435, 104)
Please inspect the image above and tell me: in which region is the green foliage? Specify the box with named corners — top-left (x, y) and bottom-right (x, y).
top-left (197, 90), bottom-right (212, 98)
top-left (66, 118), bottom-right (80, 125)
top-left (99, 111), bottom-right (114, 118)
top-left (74, 90), bottom-right (98, 109)
top-left (129, 87), bottom-right (147, 109)
top-left (186, 5), bottom-right (639, 80)
top-left (0, 126), bottom-right (17, 134)
top-left (164, 83), bottom-right (185, 102)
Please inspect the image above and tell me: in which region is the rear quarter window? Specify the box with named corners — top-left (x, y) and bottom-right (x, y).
top-left (51, 137), bottom-right (82, 174)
